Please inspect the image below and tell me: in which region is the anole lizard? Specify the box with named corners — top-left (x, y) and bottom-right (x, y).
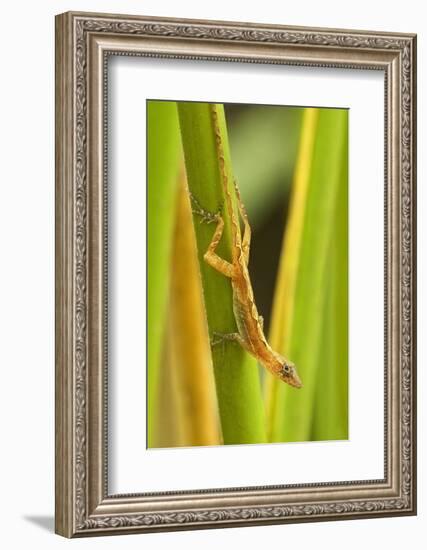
top-left (190, 106), bottom-right (302, 389)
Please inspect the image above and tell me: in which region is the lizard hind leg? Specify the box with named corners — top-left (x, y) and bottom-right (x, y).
top-left (203, 215), bottom-right (235, 278)
top-left (233, 179), bottom-right (251, 265)
top-left (188, 192), bottom-right (235, 278)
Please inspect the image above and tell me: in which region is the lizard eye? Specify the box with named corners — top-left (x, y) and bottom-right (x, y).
top-left (282, 364), bottom-right (291, 375)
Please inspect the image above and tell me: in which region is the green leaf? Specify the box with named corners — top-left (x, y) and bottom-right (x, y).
top-left (266, 108), bottom-right (348, 442)
top-left (311, 138), bottom-right (348, 440)
top-left (147, 101), bottom-right (181, 448)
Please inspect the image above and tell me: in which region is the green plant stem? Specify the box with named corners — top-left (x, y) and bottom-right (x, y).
top-left (178, 102), bottom-right (266, 444)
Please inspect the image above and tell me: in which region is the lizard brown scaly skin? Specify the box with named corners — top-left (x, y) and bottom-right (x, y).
top-left (191, 105), bottom-right (302, 389)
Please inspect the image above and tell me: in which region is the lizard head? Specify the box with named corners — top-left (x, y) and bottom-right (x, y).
top-left (275, 355), bottom-right (303, 388)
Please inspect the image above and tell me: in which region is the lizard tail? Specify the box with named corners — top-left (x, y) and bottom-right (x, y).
top-left (210, 105), bottom-right (241, 260)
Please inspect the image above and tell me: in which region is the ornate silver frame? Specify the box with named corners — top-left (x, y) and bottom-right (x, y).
top-left (55, 11), bottom-right (417, 537)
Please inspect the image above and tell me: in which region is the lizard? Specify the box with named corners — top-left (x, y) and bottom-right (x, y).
top-left (189, 106), bottom-right (302, 389)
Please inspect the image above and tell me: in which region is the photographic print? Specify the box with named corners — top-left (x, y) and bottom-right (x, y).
top-left (148, 101), bottom-right (348, 448)
top-left (56, 12), bottom-right (416, 537)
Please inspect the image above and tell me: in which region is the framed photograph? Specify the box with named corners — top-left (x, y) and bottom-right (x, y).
top-left (55, 11), bottom-right (417, 537)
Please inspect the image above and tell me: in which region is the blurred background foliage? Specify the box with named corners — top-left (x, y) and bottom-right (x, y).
top-left (147, 100), bottom-right (348, 448)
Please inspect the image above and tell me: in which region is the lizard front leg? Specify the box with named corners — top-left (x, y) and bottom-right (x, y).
top-left (211, 331), bottom-right (249, 351)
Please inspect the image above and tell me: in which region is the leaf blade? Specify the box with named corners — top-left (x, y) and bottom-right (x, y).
top-left (147, 101), bottom-right (181, 447)
top-left (267, 108), bottom-right (348, 442)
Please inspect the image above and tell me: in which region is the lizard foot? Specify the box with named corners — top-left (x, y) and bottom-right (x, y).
top-left (211, 331), bottom-right (245, 348)
top-left (189, 192), bottom-right (223, 224)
